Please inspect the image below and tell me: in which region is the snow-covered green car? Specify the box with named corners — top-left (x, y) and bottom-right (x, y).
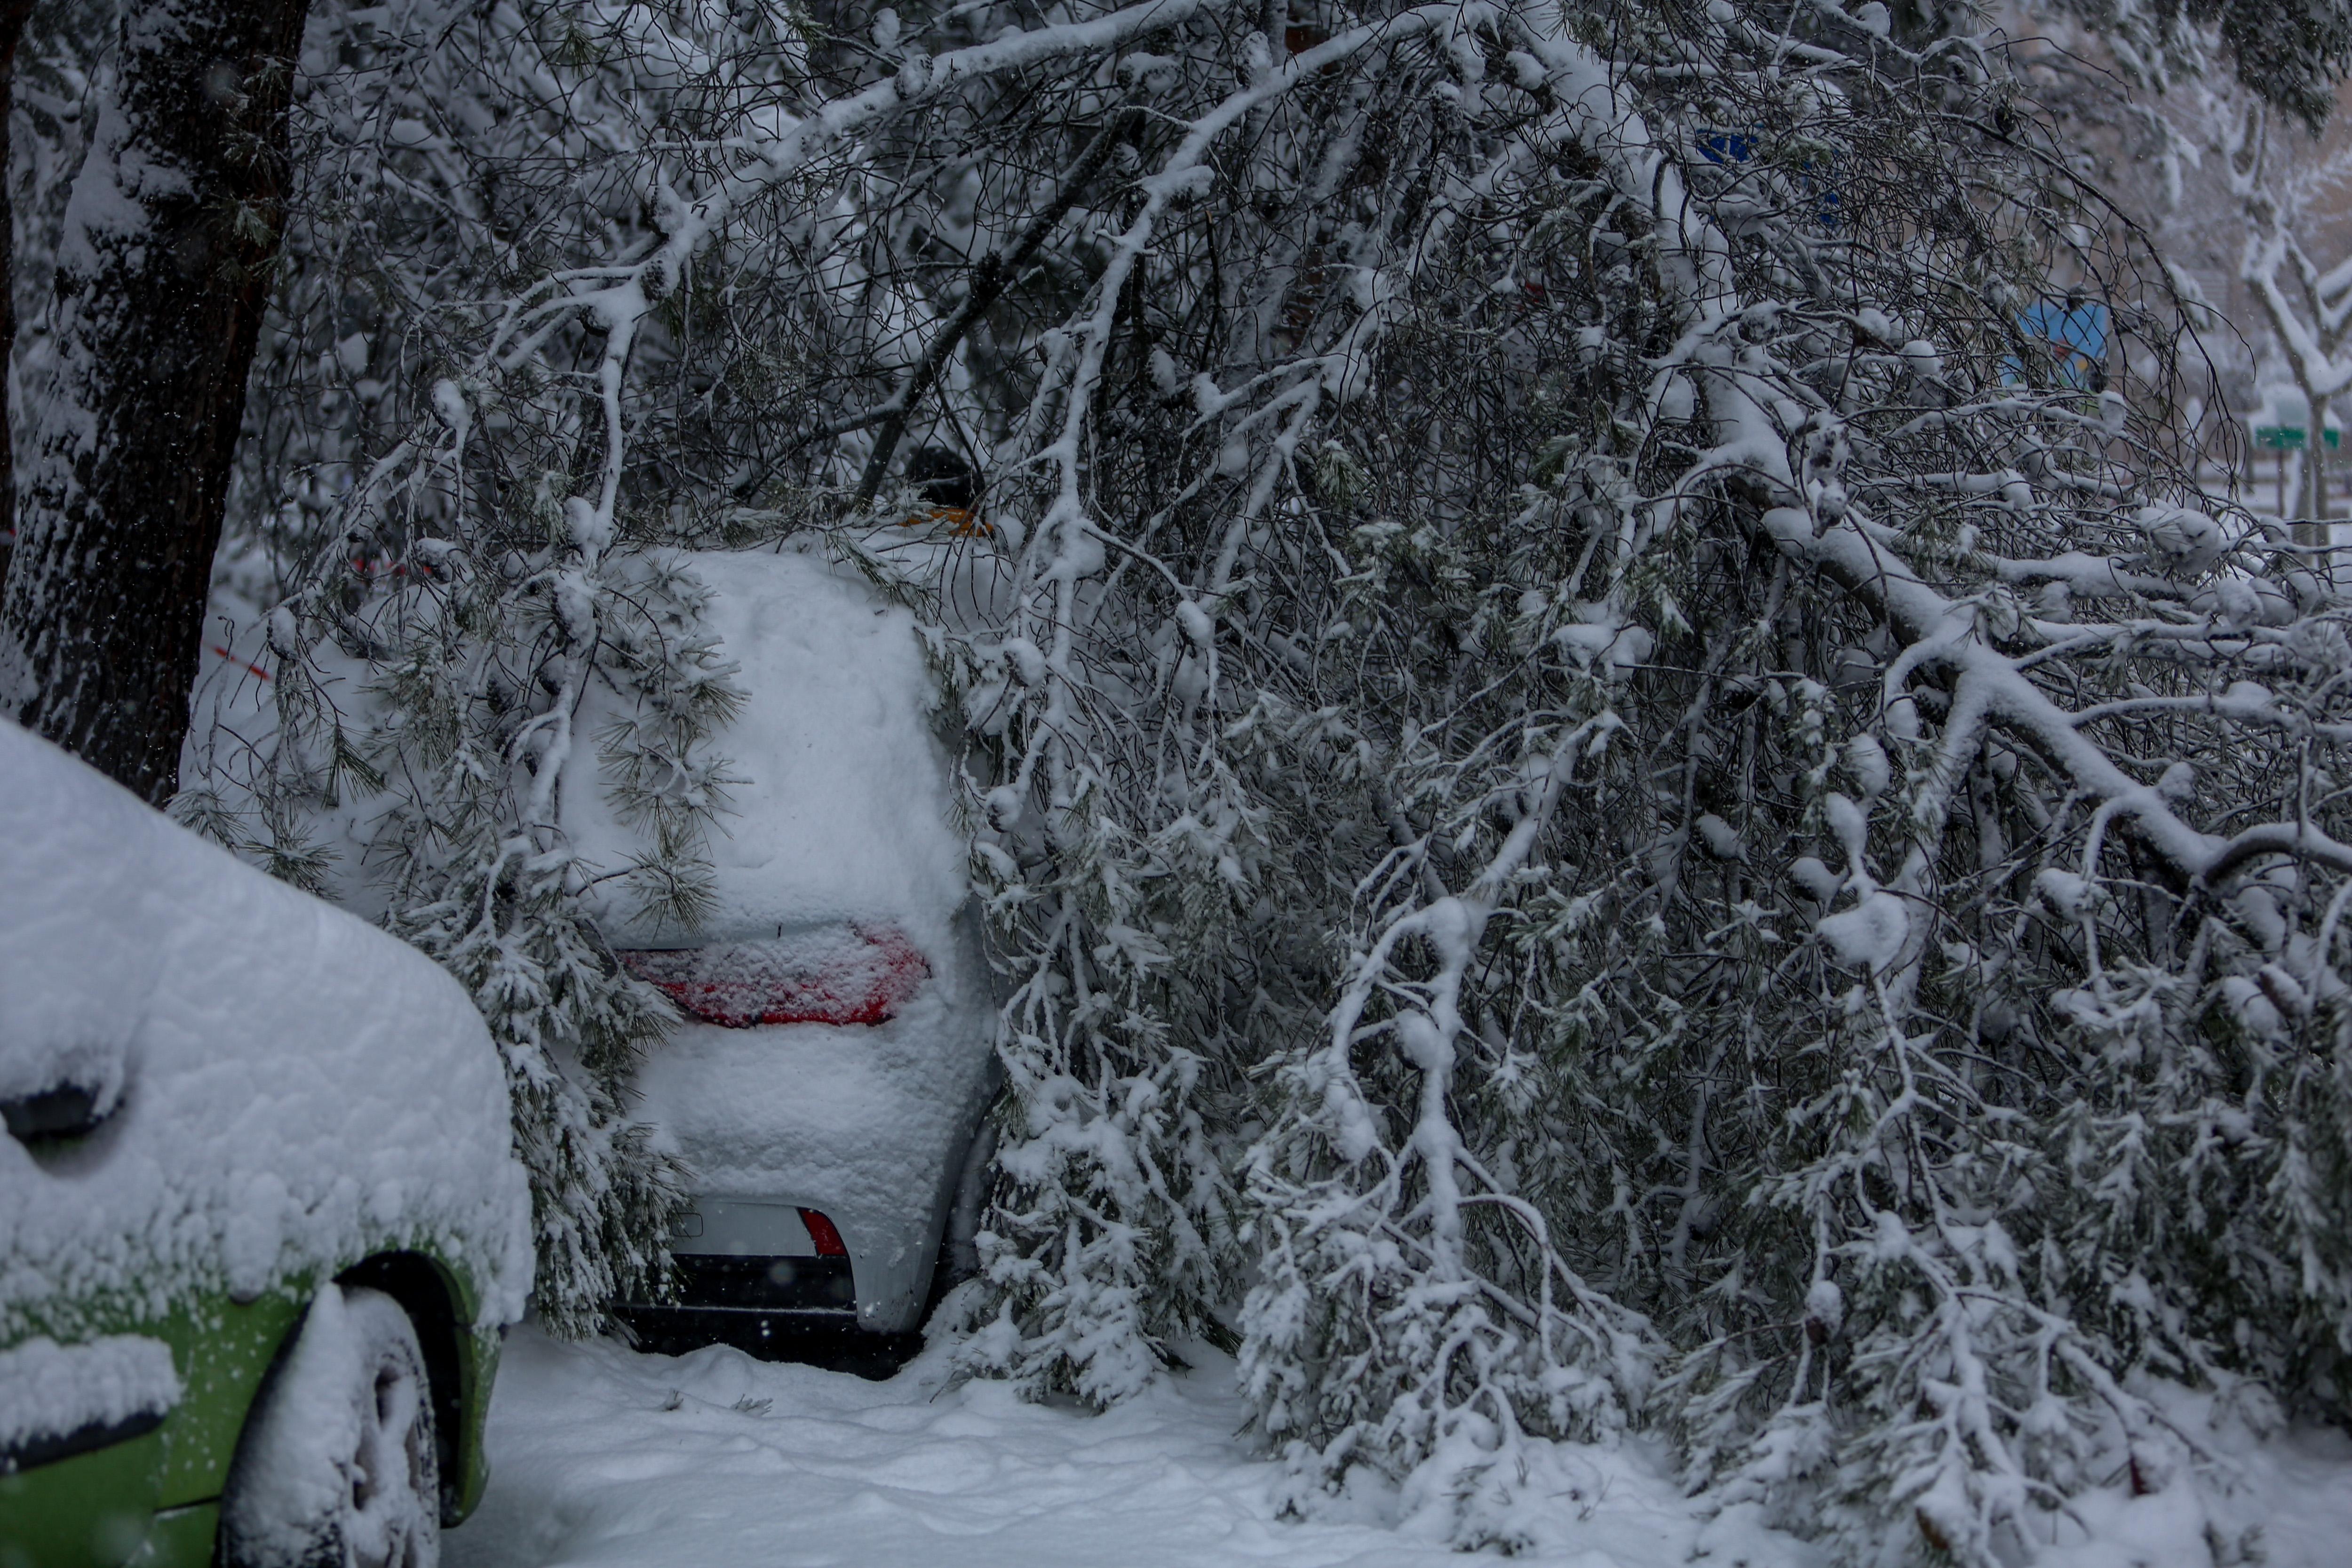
top-left (0, 722), bottom-right (531, 1568)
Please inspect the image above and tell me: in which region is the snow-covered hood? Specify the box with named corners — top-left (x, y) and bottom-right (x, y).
top-left (0, 721), bottom-right (532, 1340)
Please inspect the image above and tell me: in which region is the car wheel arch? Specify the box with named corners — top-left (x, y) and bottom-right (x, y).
top-left (334, 1251), bottom-right (469, 1524)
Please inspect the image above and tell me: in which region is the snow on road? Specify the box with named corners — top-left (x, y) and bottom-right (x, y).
top-left (450, 1326), bottom-right (2352, 1568)
top-left (447, 1327), bottom-right (1811, 1568)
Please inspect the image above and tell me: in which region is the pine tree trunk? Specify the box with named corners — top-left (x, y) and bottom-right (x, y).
top-left (0, 0), bottom-right (310, 804)
top-left (0, 0), bottom-right (39, 594)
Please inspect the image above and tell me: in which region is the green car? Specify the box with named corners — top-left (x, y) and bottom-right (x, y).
top-left (0, 723), bottom-right (532, 1568)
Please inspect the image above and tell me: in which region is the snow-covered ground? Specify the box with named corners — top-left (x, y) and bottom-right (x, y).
top-left (448, 1326), bottom-right (1811, 1568)
top-left (450, 1327), bottom-right (2352, 1568)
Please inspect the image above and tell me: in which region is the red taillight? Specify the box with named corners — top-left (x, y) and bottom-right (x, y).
top-left (798, 1208), bottom-right (848, 1258)
top-left (617, 926), bottom-right (929, 1028)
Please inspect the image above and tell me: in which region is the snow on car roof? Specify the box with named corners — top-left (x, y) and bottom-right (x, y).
top-left (0, 721), bottom-right (531, 1343)
top-left (183, 545), bottom-right (975, 968)
top-left (564, 547), bottom-right (972, 963)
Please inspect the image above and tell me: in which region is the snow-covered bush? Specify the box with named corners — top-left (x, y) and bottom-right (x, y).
top-left (174, 0), bottom-right (2352, 1559)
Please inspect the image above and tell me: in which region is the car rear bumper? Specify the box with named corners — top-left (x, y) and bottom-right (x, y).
top-left (663, 1252), bottom-right (856, 1309)
top-left (615, 1250), bottom-right (922, 1375)
top-left (611, 1304), bottom-right (918, 1378)
top-left (638, 1198), bottom-right (946, 1335)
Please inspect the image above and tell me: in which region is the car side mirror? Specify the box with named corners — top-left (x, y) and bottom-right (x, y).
top-left (3, 1080), bottom-right (116, 1143)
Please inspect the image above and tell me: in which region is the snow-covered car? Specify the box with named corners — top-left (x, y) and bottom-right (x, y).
top-left (0, 723), bottom-right (531, 1568)
top-left (568, 549), bottom-right (999, 1359)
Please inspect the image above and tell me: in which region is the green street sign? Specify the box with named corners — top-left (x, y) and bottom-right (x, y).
top-left (2257, 425), bottom-right (2342, 451)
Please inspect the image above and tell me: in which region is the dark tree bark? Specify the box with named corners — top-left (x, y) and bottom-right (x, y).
top-left (0, 0), bottom-right (39, 593)
top-left (0, 0), bottom-right (311, 804)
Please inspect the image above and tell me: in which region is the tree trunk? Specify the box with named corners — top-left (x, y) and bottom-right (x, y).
top-left (2294, 369), bottom-right (2331, 551)
top-left (0, 0), bottom-right (311, 804)
top-left (0, 0), bottom-right (40, 593)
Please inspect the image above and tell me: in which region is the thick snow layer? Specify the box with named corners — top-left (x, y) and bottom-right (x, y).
top-left (186, 547), bottom-right (977, 969)
top-left (449, 1332), bottom-right (2352, 1568)
top-left (1815, 890), bottom-right (1908, 972)
top-left (2031, 1383), bottom-right (2352, 1568)
top-left (0, 722), bottom-right (532, 1338)
top-left (563, 547), bottom-right (972, 963)
top-left (628, 978), bottom-right (995, 1301)
top-left (0, 1333), bottom-right (179, 1452)
top-left (221, 1284), bottom-right (372, 1554)
top-left (447, 1326), bottom-right (1817, 1568)
top-left (185, 547), bottom-right (977, 954)
top-left (185, 547), bottom-right (976, 969)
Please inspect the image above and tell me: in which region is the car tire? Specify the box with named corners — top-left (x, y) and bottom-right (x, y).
top-left (220, 1282), bottom-right (441, 1568)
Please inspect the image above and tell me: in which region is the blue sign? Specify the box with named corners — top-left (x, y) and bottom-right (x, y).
top-left (1696, 130), bottom-right (1839, 229)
